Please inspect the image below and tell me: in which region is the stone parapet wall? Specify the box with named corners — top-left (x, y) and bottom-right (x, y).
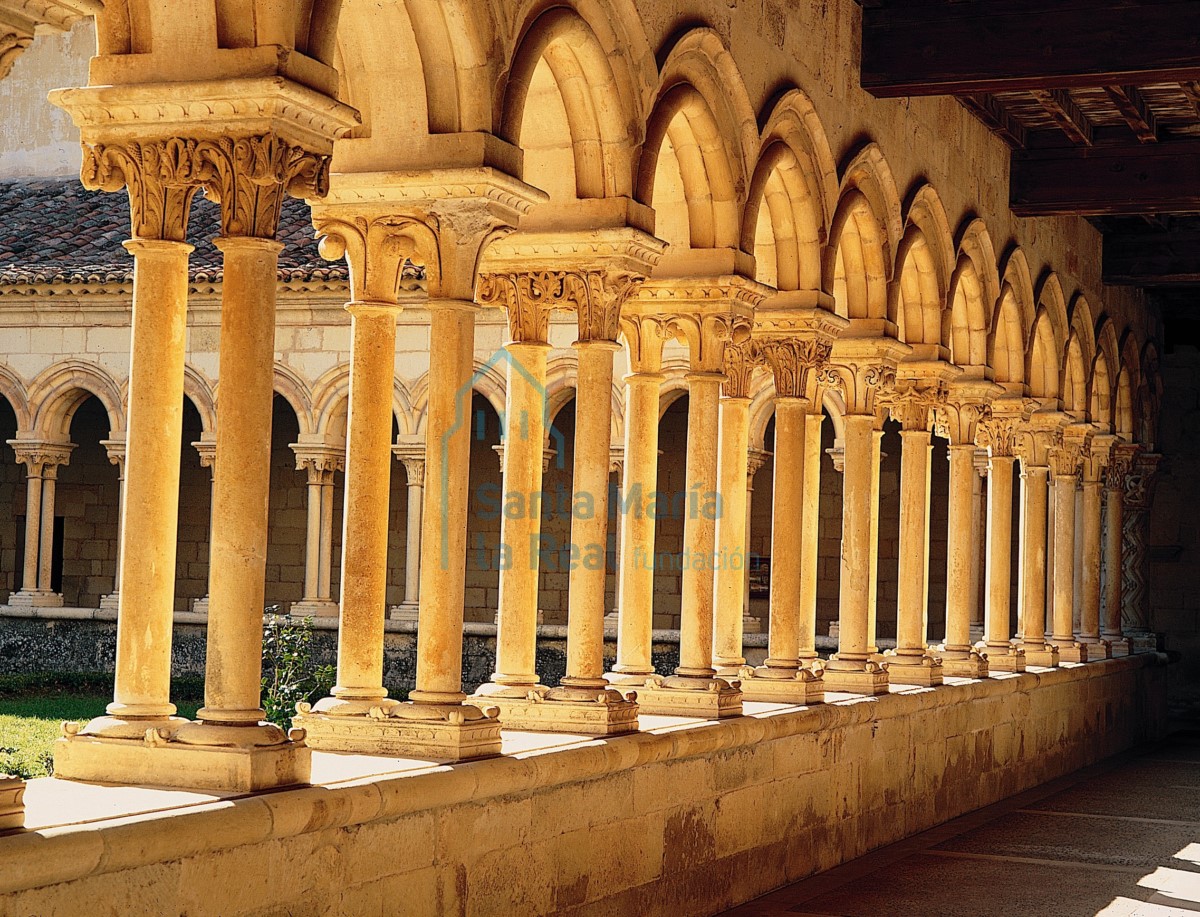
top-left (0, 656), bottom-right (1167, 916)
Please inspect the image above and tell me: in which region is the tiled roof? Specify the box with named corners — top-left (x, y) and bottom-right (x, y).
top-left (0, 179), bottom-right (348, 286)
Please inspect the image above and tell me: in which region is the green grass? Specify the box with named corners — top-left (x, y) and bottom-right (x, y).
top-left (0, 675), bottom-right (202, 779)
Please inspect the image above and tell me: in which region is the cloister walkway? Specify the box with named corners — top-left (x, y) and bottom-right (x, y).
top-left (724, 730), bottom-right (1200, 917)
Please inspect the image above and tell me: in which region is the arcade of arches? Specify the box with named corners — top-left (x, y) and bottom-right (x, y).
top-left (0, 1), bottom-right (1189, 914)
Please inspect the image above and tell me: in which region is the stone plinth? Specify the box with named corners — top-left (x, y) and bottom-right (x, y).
top-left (977, 643), bottom-right (1026, 672)
top-left (884, 652), bottom-right (945, 687)
top-left (1021, 643), bottom-right (1061, 668)
top-left (632, 675), bottom-right (743, 718)
top-left (0, 776), bottom-right (24, 831)
top-left (478, 688), bottom-right (639, 736)
top-left (937, 646), bottom-right (989, 679)
top-left (738, 666), bottom-right (824, 705)
top-left (293, 705), bottom-right (502, 762)
top-left (823, 661), bottom-right (890, 695)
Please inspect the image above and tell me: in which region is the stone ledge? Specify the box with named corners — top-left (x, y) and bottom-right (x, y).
top-left (0, 653), bottom-right (1165, 903)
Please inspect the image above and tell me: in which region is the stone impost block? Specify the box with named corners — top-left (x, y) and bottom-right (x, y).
top-left (482, 689), bottom-right (639, 736)
top-left (1108, 637), bottom-right (1132, 657)
top-left (1057, 643), bottom-right (1090, 663)
top-left (52, 734), bottom-right (310, 793)
top-left (634, 675), bottom-right (743, 719)
top-left (883, 653), bottom-right (945, 687)
top-left (1130, 633), bottom-right (1159, 654)
top-left (738, 666), bottom-right (825, 706)
top-left (294, 706), bottom-right (502, 762)
top-left (1081, 639), bottom-right (1113, 660)
top-left (0, 775), bottom-right (24, 832)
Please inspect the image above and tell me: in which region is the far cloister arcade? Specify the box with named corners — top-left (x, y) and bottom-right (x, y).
top-left (0, 0), bottom-right (1164, 797)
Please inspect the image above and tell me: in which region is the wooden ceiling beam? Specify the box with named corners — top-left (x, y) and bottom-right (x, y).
top-left (958, 94), bottom-right (1027, 149)
top-left (1010, 140), bottom-right (1200, 216)
top-left (1104, 231), bottom-right (1200, 284)
top-left (1029, 89), bottom-right (1093, 145)
top-left (1104, 85), bottom-right (1159, 143)
top-left (862, 1), bottom-right (1200, 97)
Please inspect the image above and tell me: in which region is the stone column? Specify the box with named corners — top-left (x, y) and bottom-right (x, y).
top-left (974, 405), bottom-right (1027, 671)
top-left (290, 443), bottom-right (343, 618)
top-left (712, 344), bottom-right (757, 675)
top-left (1121, 451), bottom-right (1162, 652)
top-left (1013, 411), bottom-right (1063, 667)
top-left (741, 330), bottom-right (839, 704)
top-left (99, 439), bottom-right (125, 611)
top-left (6, 442), bottom-right (73, 607)
top-left (744, 447), bottom-right (771, 637)
top-left (608, 315), bottom-right (667, 688)
top-left (798, 413), bottom-right (824, 661)
top-left (1078, 436), bottom-right (1113, 659)
top-left (54, 138), bottom-right (204, 785)
top-left (971, 449), bottom-right (989, 640)
top-left (821, 336), bottom-right (909, 694)
top-left (388, 441), bottom-right (426, 622)
top-left (933, 386), bottom-right (994, 678)
top-left (190, 439), bottom-right (216, 616)
top-left (635, 289), bottom-right (759, 718)
top-left (880, 373), bottom-right (958, 686)
top-left (1102, 443), bottom-right (1138, 656)
top-left (1049, 427), bottom-right (1089, 662)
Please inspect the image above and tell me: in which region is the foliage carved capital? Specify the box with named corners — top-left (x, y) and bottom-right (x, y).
top-left (756, 338), bottom-right (833, 401)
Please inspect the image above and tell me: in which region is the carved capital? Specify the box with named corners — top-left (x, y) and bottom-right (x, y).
top-left (1081, 434), bottom-right (1117, 484)
top-left (609, 445), bottom-right (625, 476)
top-left (975, 415), bottom-right (1023, 458)
top-left (935, 399), bottom-right (989, 446)
top-left (192, 439), bottom-right (216, 471)
top-left (563, 270), bottom-right (645, 343)
top-left (292, 443), bottom-right (344, 484)
top-left (1106, 442), bottom-right (1141, 492)
top-left (619, 313), bottom-right (670, 375)
top-left (100, 438), bottom-right (125, 475)
top-left (8, 439), bottom-right (74, 477)
top-left (477, 271), bottom-right (581, 344)
top-left (721, 341), bottom-right (762, 399)
top-left (0, 1), bottom-right (98, 80)
top-left (314, 212), bottom-right (429, 303)
top-left (1123, 452), bottom-right (1163, 510)
top-left (757, 338), bottom-right (832, 401)
top-left (81, 139), bottom-right (204, 242)
top-left (878, 380), bottom-right (947, 431)
top-left (199, 133), bottom-right (331, 238)
top-left (666, 309), bottom-right (754, 375)
top-left (1048, 426), bottom-right (1092, 479)
top-left (746, 448), bottom-right (772, 480)
top-left (818, 360), bottom-right (896, 417)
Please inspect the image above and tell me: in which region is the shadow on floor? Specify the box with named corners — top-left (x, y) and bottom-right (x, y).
top-left (722, 731), bottom-right (1200, 917)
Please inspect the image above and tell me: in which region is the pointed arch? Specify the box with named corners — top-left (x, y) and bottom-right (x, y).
top-left (30, 360), bottom-right (125, 439)
top-left (0, 365), bottom-right (30, 432)
top-left (1139, 339), bottom-right (1163, 447)
top-left (1116, 329), bottom-right (1141, 441)
top-left (1062, 293), bottom-right (1096, 418)
top-left (990, 247), bottom-right (1035, 388)
top-left (312, 365), bottom-right (351, 441)
top-left (268, 364), bottom-right (314, 437)
top-left (892, 184), bottom-right (954, 350)
top-left (182, 365), bottom-right (217, 437)
top-left (949, 218), bottom-right (999, 373)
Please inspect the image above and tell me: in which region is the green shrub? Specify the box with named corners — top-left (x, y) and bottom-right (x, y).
top-left (261, 612), bottom-right (335, 729)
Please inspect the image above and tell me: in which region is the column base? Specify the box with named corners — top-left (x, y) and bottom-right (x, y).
top-left (602, 611), bottom-right (619, 636)
top-left (968, 624), bottom-right (985, 642)
top-left (881, 651), bottom-right (944, 686)
top-left (1105, 636), bottom-right (1131, 657)
top-left (1054, 641), bottom-right (1089, 663)
top-left (190, 596), bottom-right (209, 617)
top-left (822, 658), bottom-right (889, 695)
top-left (54, 723), bottom-right (310, 792)
top-left (1129, 633), bottom-right (1158, 654)
top-left (604, 669), bottom-right (656, 699)
top-left (7, 590), bottom-right (64, 609)
top-left (976, 642), bottom-right (1026, 672)
top-left (936, 646), bottom-right (989, 679)
top-left (737, 664), bottom-right (824, 705)
top-left (476, 686), bottom-right (639, 736)
top-left (0, 775), bottom-right (24, 831)
top-left (294, 702), bottom-right (502, 762)
top-left (1080, 639), bottom-right (1112, 660)
top-left (388, 602), bottom-right (419, 622)
top-left (634, 675), bottom-right (742, 719)
top-left (1017, 642), bottom-right (1060, 668)
top-left (292, 600), bottom-right (339, 618)
top-left (98, 592), bottom-right (119, 612)
top-left (742, 613), bottom-right (764, 635)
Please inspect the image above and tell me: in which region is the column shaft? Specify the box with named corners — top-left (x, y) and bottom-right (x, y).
top-left (318, 480), bottom-right (334, 601)
top-left (20, 471), bottom-right (41, 593)
top-left (764, 398), bottom-right (807, 670)
top-left (894, 431), bottom-right (933, 657)
top-left (403, 478), bottom-right (422, 607)
top-left (676, 373), bottom-right (722, 678)
top-left (489, 340), bottom-right (550, 689)
top-left (984, 457), bottom-right (1015, 649)
top-left (37, 475), bottom-right (56, 592)
top-left (713, 395), bottom-right (751, 669)
top-left (799, 412), bottom-right (824, 661)
top-left (1051, 474), bottom-right (1078, 647)
top-left (329, 302), bottom-right (399, 707)
top-left (866, 430), bottom-right (884, 653)
top-left (108, 240), bottom-right (191, 719)
top-left (413, 305), bottom-right (476, 704)
top-left (612, 372), bottom-right (662, 677)
top-left (562, 340), bottom-right (618, 687)
top-left (1018, 465), bottom-right (1050, 647)
top-left (1103, 486), bottom-right (1124, 638)
top-left (1079, 481), bottom-right (1103, 643)
top-left (200, 237), bottom-right (281, 723)
top-left (833, 414), bottom-right (876, 664)
top-left (302, 478), bottom-right (322, 599)
top-left (944, 445), bottom-right (976, 651)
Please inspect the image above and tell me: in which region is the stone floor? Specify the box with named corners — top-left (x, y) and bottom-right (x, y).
top-left (722, 730), bottom-right (1200, 917)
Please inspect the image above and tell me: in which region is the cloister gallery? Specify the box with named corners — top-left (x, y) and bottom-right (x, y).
top-left (0, 0), bottom-right (1196, 914)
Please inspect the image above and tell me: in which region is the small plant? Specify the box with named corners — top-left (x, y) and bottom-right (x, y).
top-left (261, 609), bottom-right (335, 729)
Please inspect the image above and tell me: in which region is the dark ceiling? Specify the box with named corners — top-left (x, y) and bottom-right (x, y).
top-left (857, 0), bottom-right (1200, 348)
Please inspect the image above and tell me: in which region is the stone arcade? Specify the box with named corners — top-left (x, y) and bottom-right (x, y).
top-left (0, 1), bottom-right (1187, 914)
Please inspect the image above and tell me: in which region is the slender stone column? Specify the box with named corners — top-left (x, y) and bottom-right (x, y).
top-left (741, 332), bottom-right (837, 704)
top-left (1078, 437), bottom-right (1113, 658)
top-left (99, 440), bottom-right (125, 611)
top-left (712, 344), bottom-right (756, 675)
top-left (1122, 451), bottom-right (1162, 652)
top-left (1012, 413), bottom-right (1059, 667)
top-left (1049, 427), bottom-right (1089, 662)
top-left (608, 315), bottom-right (667, 686)
top-left (7, 442), bottom-right (73, 607)
top-left (822, 337), bottom-right (908, 694)
top-left (190, 439), bottom-right (216, 616)
top-left (934, 385), bottom-right (993, 678)
top-left (743, 447), bottom-right (771, 637)
top-left (971, 450), bottom-right (989, 639)
top-left (290, 444), bottom-right (343, 617)
top-left (797, 412), bottom-right (823, 662)
top-left (1102, 444), bottom-right (1138, 656)
top-left (974, 407), bottom-right (1026, 671)
top-left (387, 442), bottom-right (425, 622)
